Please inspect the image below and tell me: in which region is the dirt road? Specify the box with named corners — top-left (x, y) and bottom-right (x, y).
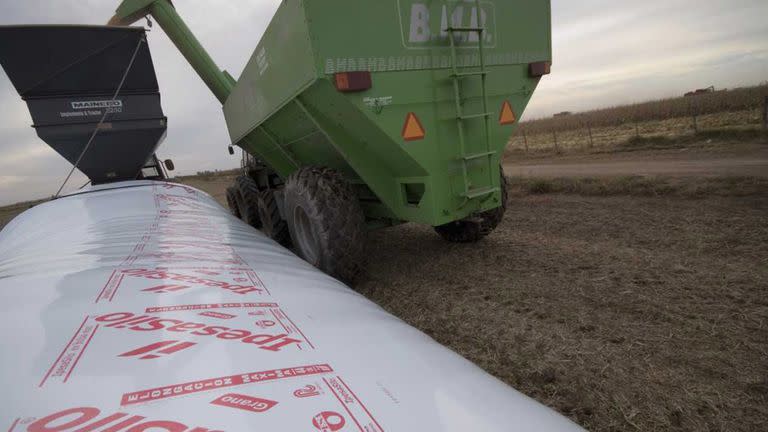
top-left (505, 152), bottom-right (768, 178)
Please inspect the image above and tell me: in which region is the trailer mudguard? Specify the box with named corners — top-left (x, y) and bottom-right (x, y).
top-left (0, 181), bottom-right (581, 431)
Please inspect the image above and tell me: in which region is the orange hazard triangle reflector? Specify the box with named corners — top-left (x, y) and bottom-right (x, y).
top-left (402, 112), bottom-right (426, 141)
top-left (499, 100), bottom-right (516, 125)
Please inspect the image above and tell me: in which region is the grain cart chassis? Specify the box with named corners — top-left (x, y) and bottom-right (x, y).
top-left (109, 0), bottom-right (552, 282)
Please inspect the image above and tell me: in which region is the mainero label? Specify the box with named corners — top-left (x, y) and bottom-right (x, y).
top-left (71, 100), bottom-right (123, 110)
top-left (398, 0), bottom-right (497, 49)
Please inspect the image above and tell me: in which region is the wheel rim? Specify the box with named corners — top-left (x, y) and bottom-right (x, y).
top-left (292, 204), bottom-right (320, 265)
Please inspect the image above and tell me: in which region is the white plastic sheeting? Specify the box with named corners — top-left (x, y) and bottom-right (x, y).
top-left (0, 180), bottom-right (582, 432)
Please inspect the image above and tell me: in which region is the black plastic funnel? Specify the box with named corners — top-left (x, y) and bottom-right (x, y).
top-left (0, 25), bottom-right (167, 184)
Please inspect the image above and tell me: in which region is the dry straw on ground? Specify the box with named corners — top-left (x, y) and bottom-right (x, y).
top-left (358, 186), bottom-right (768, 431)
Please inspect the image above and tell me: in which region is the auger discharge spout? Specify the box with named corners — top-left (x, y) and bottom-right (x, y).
top-left (109, 0), bottom-right (234, 104)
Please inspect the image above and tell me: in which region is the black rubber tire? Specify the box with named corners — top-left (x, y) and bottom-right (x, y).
top-left (226, 186), bottom-right (241, 218)
top-left (257, 188), bottom-right (291, 246)
top-left (435, 169), bottom-right (508, 243)
top-left (235, 175), bottom-right (262, 228)
top-left (282, 166), bottom-right (367, 283)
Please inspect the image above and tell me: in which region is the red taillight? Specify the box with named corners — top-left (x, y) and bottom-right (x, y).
top-left (529, 61), bottom-right (551, 78)
top-left (334, 71), bottom-right (372, 92)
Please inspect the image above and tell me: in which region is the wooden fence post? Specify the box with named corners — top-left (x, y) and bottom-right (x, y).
top-left (552, 130), bottom-right (559, 152)
top-left (690, 99), bottom-right (699, 133)
top-left (522, 129), bottom-right (529, 153)
top-left (692, 112), bottom-right (698, 133)
top-left (763, 96), bottom-right (768, 130)
top-left (587, 122), bottom-right (594, 148)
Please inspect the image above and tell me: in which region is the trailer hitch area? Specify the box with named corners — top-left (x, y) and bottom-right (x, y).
top-left (463, 216), bottom-right (484, 224)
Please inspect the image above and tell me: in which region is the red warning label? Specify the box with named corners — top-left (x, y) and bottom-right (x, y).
top-left (119, 340), bottom-right (197, 360)
top-left (211, 393), bottom-right (278, 413)
top-left (9, 406), bottom-right (220, 432)
top-left (199, 311), bottom-right (237, 320)
top-left (39, 317), bottom-right (99, 387)
top-left (121, 364), bottom-right (334, 405)
top-left (146, 302), bottom-right (278, 313)
top-left (312, 411), bottom-right (346, 431)
top-left (95, 311), bottom-right (307, 353)
top-left (323, 376), bottom-right (385, 432)
top-left (95, 267), bottom-right (268, 303)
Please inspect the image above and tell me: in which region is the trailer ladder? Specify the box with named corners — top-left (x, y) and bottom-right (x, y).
top-left (447, 0), bottom-right (498, 207)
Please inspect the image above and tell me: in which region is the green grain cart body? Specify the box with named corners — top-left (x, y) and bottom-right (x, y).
top-left (226, 0), bottom-right (551, 226)
top-left (111, 0), bottom-right (550, 228)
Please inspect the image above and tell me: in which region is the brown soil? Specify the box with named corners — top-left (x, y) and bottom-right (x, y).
top-left (357, 194), bottom-right (767, 431)
top-left (176, 173), bottom-right (238, 205)
top-left (0, 199), bottom-right (45, 231)
top-left (179, 172), bottom-right (768, 431)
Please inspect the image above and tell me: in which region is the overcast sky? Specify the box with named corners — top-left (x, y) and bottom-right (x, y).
top-left (0, 0), bottom-right (766, 205)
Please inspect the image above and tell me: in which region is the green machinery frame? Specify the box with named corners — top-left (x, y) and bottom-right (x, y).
top-left (110, 0), bottom-right (552, 227)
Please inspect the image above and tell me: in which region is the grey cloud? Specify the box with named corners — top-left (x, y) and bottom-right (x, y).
top-left (526, 0), bottom-right (768, 117)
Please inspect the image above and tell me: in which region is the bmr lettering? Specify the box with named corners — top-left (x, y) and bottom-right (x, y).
top-left (408, 2), bottom-right (492, 44)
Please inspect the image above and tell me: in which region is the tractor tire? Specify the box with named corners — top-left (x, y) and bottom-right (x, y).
top-left (235, 175), bottom-right (262, 228)
top-left (257, 188), bottom-right (290, 246)
top-left (282, 166), bottom-right (367, 283)
top-left (226, 186), bottom-right (241, 218)
top-left (435, 170), bottom-right (508, 243)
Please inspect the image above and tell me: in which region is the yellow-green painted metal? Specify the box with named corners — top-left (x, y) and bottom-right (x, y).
top-left (111, 0), bottom-right (552, 226)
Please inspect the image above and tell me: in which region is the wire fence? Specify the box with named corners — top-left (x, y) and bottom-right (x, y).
top-left (508, 86), bottom-right (768, 155)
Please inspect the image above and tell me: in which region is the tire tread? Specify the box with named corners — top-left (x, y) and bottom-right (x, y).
top-left (283, 166), bottom-right (366, 283)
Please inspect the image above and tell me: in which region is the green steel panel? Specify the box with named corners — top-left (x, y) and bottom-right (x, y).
top-left (223, 0), bottom-right (316, 143)
top-left (306, 0), bottom-right (551, 74)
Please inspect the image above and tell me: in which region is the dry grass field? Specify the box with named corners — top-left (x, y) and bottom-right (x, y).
top-left (357, 188), bottom-right (767, 431)
top-left (522, 85), bottom-right (766, 133)
top-left (178, 169), bottom-right (240, 205)
top-left (1, 138), bottom-right (766, 431)
top-left (508, 109), bottom-right (765, 154)
top-left (509, 85), bottom-right (768, 154)
top-left (0, 199), bottom-right (46, 230)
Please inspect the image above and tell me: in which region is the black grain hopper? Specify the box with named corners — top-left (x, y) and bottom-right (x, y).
top-left (0, 25), bottom-right (170, 184)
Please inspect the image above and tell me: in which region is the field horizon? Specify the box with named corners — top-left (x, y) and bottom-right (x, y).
top-left (509, 84), bottom-right (768, 155)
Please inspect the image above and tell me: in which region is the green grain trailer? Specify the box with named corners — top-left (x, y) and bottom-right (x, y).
top-left (109, 0), bottom-right (552, 282)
